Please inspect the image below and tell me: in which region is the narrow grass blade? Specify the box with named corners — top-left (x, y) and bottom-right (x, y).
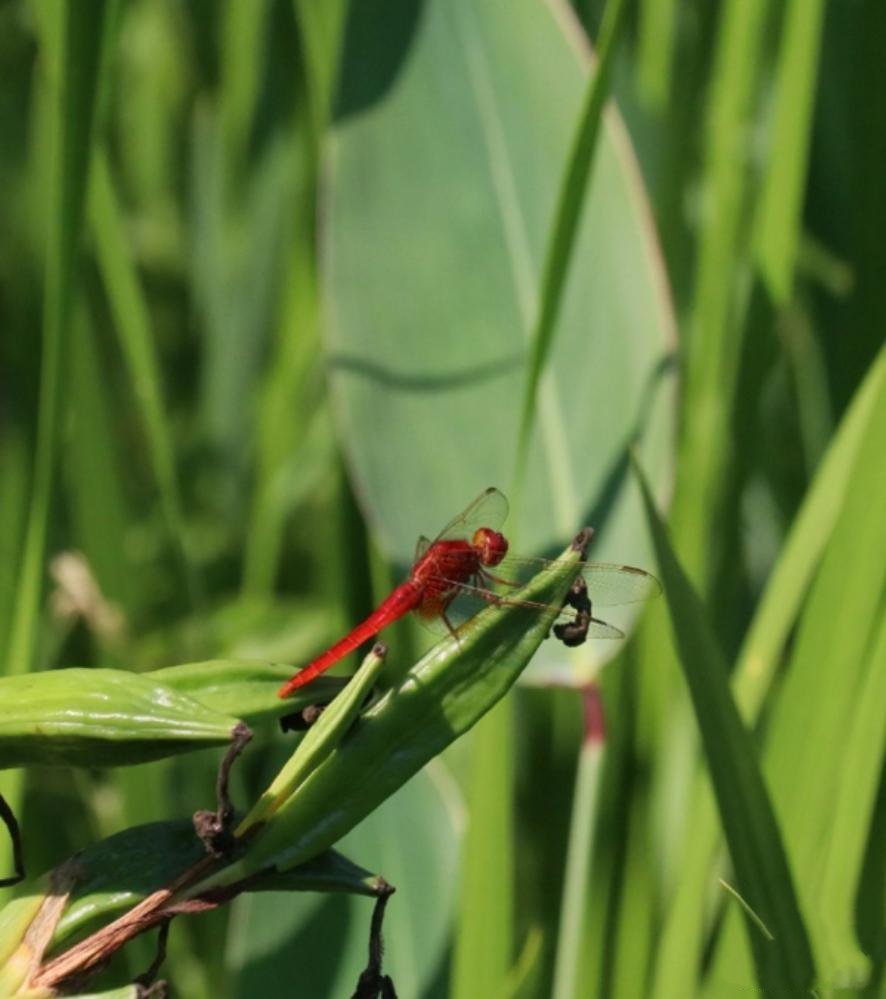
top-left (219, 0), bottom-right (269, 175)
top-left (815, 612), bottom-right (886, 976)
top-left (241, 233), bottom-right (321, 598)
top-left (754, 0), bottom-right (827, 303)
top-left (733, 341), bottom-right (884, 719)
top-left (636, 0), bottom-right (678, 109)
top-left (650, 343), bottom-right (885, 998)
top-left (66, 301), bottom-right (139, 616)
top-left (710, 343), bottom-right (886, 987)
top-left (635, 462), bottom-right (816, 994)
top-left (88, 151), bottom-right (198, 607)
top-left (671, 0), bottom-right (769, 588)
top-left (0, 431), bottom-right (29, 655)
top-left (452, 700), bottom-right (515, 999)
top-left (515, 0), bottom-right (629, 483)
top-left (719, 879), bottom-right (774, 942)
top-left (292, 0), bottom-right (347, 134)
top-left (1, 0), bottom-right (116, 901)
top-left (6, 0), bottom-right (116, 675)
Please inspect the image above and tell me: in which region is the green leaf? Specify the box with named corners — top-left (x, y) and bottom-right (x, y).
top-left (1, 0), bottom-right (116, 889)
top-left (6, 0), bottom-right (116, 674)
top-left (551, 692), bottom-right (606, 999)
top-left (671, 0), bottom-right (770, 588)
top-left (709, 336), bottom-right (886, 988)
top-left (46, 819), bottom-right (378, 953)
top-left (635, 462), bottom-right (816, 994)
top-left (516, 0), bottom-right (630, 477)
top-left (452, 699), bottom-right (514, 999)
top-left (88, 151), bottom-right (197, 606)
top-left (815, 613), bottom-right (886, 976)
top-left (636, 0), bottom-right (678, 108)
top-left (650, 343), bottom-right (886, 999)
top-left (228, 764), bottom-right (461, 999)
top-left (324, 0), bottom-right (676, 576)
top-left (292, 0), bottom-right (347, 134)
top-left (753, 0), bottom-right (827, 303)
top-left (66, 302), bottom-right (140, 618)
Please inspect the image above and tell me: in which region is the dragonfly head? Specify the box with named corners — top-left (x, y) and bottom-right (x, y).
top-left (473, 527), bottom-right (508, 567)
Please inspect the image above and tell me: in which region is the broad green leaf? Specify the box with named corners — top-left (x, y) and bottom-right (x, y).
top-left (324, 0), bottom-right (676, 581)
top-left (636, 463), bottom-right (816, 994)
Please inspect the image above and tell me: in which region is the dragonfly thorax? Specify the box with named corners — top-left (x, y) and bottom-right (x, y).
top-left (472, 527), bottom-right (508, 567)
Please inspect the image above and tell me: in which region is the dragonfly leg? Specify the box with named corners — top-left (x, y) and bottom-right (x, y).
top-left (479, 568), bottom-right (520, 589)
top-left (442, 610), bottom-right (461, 644)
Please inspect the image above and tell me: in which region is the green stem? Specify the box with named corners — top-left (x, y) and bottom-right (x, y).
top-left (551, 685), bottom-right (607, 999)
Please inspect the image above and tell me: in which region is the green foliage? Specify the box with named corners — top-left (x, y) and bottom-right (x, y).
top-left (0, 0), bottom-right (882, 995)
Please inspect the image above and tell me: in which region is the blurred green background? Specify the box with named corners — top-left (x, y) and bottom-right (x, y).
top-left (0, 0), bottom-right (883, 995)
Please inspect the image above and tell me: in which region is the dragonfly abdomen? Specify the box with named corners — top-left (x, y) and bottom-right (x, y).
top-left (278, 582), bottom-right (421, 697)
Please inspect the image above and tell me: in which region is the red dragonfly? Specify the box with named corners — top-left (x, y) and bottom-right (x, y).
top-left (278, 487), bottom-right (658, 697)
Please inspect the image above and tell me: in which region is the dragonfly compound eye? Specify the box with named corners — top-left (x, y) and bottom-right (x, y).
top-left (473, 528), bottom-right (508, 566)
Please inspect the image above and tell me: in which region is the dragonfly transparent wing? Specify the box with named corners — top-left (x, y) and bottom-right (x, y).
top-left (431, 486), bottom-right (509, 543)
top-left (414, 535), bottom-right (432, 561)
top-left (492, 556), bottom-right (659, 608)
top-left (413, 575), bottom-right (624, 639)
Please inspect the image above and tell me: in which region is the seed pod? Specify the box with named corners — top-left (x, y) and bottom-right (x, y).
top-left (0, 670), bottom-right (240, 769)
top-left (236, 645), bottom-right (387, 836)
top-left (149, 659), bottom-right (347, 726)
